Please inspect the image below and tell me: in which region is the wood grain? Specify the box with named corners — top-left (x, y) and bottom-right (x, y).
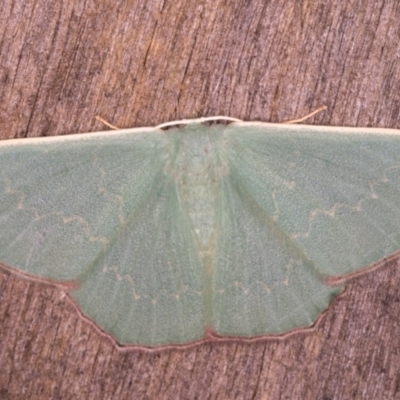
top-left (1, 0), bottom-right (400, 398)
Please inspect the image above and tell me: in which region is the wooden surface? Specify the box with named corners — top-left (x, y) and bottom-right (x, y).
top-left (1, 1), bottom-right (400, 398)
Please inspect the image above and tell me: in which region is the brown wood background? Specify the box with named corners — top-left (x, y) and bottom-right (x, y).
top-left (1, 1), bottom-right (400, 398)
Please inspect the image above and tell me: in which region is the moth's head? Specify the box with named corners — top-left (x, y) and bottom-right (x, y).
top-left (163, 123), bottom-right (229, 180)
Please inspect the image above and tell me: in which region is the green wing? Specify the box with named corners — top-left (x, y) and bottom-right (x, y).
top-left (2, 122), bottom-right (400, 346)
top-left (212, 123), bottom-right (400, 336)
top-left (0, 131), bottom-right (205, 346)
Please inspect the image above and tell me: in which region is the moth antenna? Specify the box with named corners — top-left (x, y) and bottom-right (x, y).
top-left (95, 115), bottom-right (120, 130)
top-left (281, 105), bottom-right (327, 124)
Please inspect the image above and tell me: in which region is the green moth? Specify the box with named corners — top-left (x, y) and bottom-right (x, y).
top-left (1, 117), bottom-right (399, 347)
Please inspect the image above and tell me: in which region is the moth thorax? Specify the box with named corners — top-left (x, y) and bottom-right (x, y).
top-left (179, 137), bottom-right (222, 247)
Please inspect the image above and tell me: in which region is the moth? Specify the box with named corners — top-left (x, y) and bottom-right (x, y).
top-left (1, 115), bottom-right (399, 347)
